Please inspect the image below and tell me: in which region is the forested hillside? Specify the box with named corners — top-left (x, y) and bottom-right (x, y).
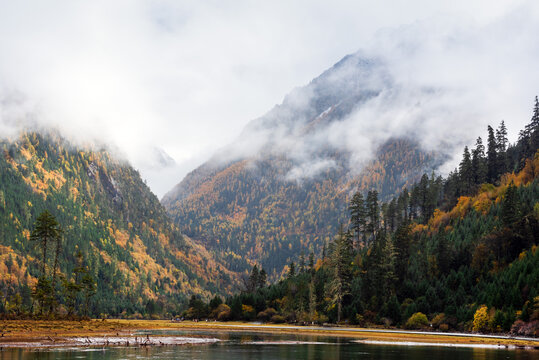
top-left (0, 131), bottom-right (238, 318)
top-left (163, 53), bottom-right (443, 277)
top-left (198, 98), bottom-right (539, 336)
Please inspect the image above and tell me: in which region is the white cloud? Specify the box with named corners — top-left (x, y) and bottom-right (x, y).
top-left (0, 0), bottom-right (538, 196)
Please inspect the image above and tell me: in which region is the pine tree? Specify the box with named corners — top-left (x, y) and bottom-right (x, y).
top-left (496, 121), bottom-right (509, 174)
top-left (381, 237), bottom-right (397, 299)
top-left (397, 188), bottom-right (409, 222)
top-left (459, 146), bottom-right (473, 195)
top-left (308, 252), bottom-right (315, 274)
top-left (532, 96), bottom-right (539, 150)
top-left (299, 251), bottom-right (306, 273)
top-left (471, 137), bottom-right (487, 185)
top-left (326, 226), bottom-right (354, 323)
top-left (365, 190), bottom-right (380, 242)
top-left (393, 222), bottom-right (412, 282)
top-left (496, 120), bottom-right (509, 152)
top-left (418, 174), bottom-right (429, 220)
top-left (501, 182), bottom-right (519, 228)
top-left (30, 210), bottom-right (62, 277)
top-left (50, 229), bottom-right (63, 315)
top-left (32, 276), bottom-right (53, 315)
top-left (288, 262), bottom-right (296, 278)
top-left (487, 125), bottom-right (498, 183)
top-left (247, 265), bottom-right (260, 292)
top-left (384, 198), bottom-right (397, 233)
top-left (349, 192), bottom-right (367, 247)
top-left (258, 268), bottom-right (267, 289)
top-left (81, 272), bottom-right (96, 317)
top-left (30, 211), bottom-right (62, 315)
top-left (309, 279), bottom-right (317, 324)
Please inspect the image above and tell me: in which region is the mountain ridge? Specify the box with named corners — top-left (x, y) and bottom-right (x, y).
top-left (0, 131), bottom-right (239, 317)
top-left (163, 52), bottom-right (446, 276)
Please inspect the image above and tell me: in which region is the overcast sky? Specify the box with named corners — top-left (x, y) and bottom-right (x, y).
top-left (0, 1), bottom-right (538, 197)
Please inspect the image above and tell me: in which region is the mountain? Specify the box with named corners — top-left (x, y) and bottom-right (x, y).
top-left (201, 109), bottom-right (539, 333)
top-left (0, 131), bottom-right (239, 317)
top-left (163, 53), bottom-right (446, 276)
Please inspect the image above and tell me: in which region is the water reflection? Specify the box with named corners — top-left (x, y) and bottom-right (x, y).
top-left (1, 330), bottom-right (538, 360)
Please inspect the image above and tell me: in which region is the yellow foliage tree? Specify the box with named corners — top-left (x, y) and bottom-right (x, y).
top-left (473, 305), bottom-right (489, 332)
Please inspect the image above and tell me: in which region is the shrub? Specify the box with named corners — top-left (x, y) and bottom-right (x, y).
top-left (405, 312), bottom-right (429, 329)
top-left (257, 308), bottom-right (277, 322)
top-left (431, 313), bottom-right (446, 329)
top-left (355, 314), bottom-right (365, 327)
top-left (242, 304), bottom-right (255, 321)
top-left (215, 304), bottom-right (231, 321)
top-left (270, 315), bottom-right (286, 323)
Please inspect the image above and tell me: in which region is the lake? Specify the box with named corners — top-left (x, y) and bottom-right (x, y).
top-left (1, 330), bottom-right (538, 360)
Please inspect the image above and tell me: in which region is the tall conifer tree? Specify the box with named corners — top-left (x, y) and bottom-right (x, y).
top-left (487, 125), bottom-right (498, 183)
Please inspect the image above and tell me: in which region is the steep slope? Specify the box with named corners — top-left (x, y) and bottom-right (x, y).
top-left (0, 131), bottom-right (238, 317)
top-left (163, 53), bottom-right (445, 276)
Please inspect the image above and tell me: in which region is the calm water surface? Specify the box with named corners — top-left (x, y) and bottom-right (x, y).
top-left (1, 330), bottom-right (538, 360)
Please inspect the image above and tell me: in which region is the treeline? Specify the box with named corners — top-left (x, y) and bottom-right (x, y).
top-left (202, 97), bottom-right (539, 335)
top-left (1, 210), bottom-right (97, 319)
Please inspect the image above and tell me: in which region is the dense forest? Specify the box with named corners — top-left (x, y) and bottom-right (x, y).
top-left (164, 139), bottom-right (440, 277)
top-left (163, 52), bottom-right (445, 279)
top-left (0, 132), bottom-right (239, 319)
top-left (190, 97), bottom-right (539, 336)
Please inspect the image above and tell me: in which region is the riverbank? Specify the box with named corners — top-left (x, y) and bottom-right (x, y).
top-left (0, 319), bottom-right (537, 349)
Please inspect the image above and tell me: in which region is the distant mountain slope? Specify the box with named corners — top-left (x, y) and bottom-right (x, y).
top-left (0, 131), bottom-right (238, 316)
top-left (163, 53), bottom-right (446, 276)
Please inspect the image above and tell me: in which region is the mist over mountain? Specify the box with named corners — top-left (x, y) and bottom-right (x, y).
top-left (163, 52), bottom-right (449, 276)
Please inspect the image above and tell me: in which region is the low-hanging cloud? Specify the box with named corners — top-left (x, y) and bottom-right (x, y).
top-left (213, 3), bottom-right (539, 181)
top-left (0, 1), bottom-right (538, 196)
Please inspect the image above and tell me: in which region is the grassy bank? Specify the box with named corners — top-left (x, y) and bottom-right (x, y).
top-left (0, 319), bottom-right (537, 348)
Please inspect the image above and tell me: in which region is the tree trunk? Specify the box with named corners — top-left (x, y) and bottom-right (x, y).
top-left (49, 237), bottom-right (61, 315)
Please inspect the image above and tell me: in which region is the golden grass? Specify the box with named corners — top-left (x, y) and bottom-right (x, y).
top-left (0, 320), bottom-right (537, 348)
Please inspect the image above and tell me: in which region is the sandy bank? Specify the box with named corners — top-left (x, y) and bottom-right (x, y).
top-left (0, 319), bottom-right (537, 349)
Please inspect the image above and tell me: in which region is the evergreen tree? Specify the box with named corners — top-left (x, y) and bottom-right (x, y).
top-left (397, 189), bottom-right (409, 222)
top-left (50, 230), bottom-right (63, 315)
top-left (349, 192), bottom-right (367, 246)
top-left (471, 137), bottom-right (487, 185)
top-left (531, 96), bottom-right (539, 151)
top-left (487, 125), bottom-right (498, 183)
top-left (247, 265), bottom-right (260, 292)
top-left (299, 251), bottom-right (306, 273)
top-left (384, 198), bottom-right (397, 233)
top-left (308, 252), bottom-right (315, 274)
top-left (81, 272), bottom-right (96, 317)
top-left (520, 96), bottom-right (539, 162)
top-left (288, 262), bottom-right (296, 278)
top-left (365, 190), bottom-right (380, 242)
top-left (496, 121), bottom-right (509, 174)
top-left (501, 182), bottom-right (519, 228)
top-left (258, 269), bottom-right (267, 289)
top-left (459, 146), bottom-right (474, 195)
top-left (393, 222), bottom-right (412, 282)
top-left (309, 279), bottom-right (317, 323)
top-left (417, 174), bottom-right (429, 220)
top-left (32, 276), bottom-right (53, 315)
top-left (326, 226), bottom-right (354, 323)
top-left (62, 251), bottom-right (85, 317)
top-left (30, 211), bottom-right (62, 314)
top-left (496, 120), bottom-right (509, 152)
top-left (30, 210), bottom-right (62, 277)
